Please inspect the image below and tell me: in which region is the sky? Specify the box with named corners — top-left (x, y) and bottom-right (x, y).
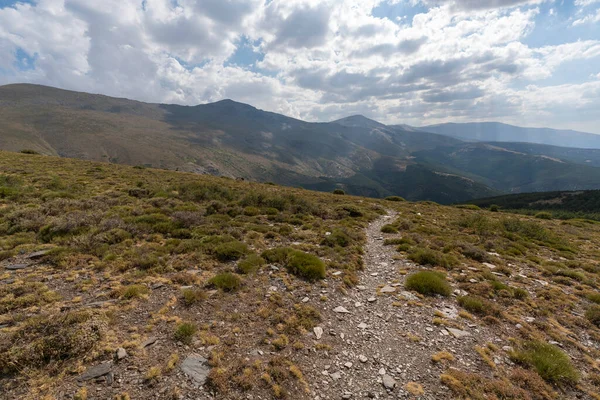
top-left (0, 0), bottom-right (599, 133)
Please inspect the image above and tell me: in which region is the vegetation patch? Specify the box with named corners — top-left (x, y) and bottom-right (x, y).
top-left (405, 271), bottom-right (451, 297)
top-left (208, 272), bottom-right (242, 292)
top-left (511, 341), bottom-right (579, 386)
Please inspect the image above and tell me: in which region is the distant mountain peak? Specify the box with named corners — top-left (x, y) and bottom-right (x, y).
top-left (333, 115), bottom-right (386, 129)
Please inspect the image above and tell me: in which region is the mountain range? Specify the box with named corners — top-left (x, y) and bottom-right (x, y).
top-left (2, 83), bottom-right (600, 204)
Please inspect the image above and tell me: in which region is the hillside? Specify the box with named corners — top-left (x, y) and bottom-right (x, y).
top-left (3, 84), bottom-right (600, 203)
top-left (413, 143), bottom-right (600, 193)
top-left (0, 84), bottom-right (496, 204)
top-left (465, 190), bottom-right (600, 220)
top-left (421, 122), bottom-right (600, 149)
top-left (2, 151), bottom-right (600, 399)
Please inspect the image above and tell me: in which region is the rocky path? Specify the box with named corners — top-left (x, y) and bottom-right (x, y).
top-left (308, 211), bottom-right (496, 399)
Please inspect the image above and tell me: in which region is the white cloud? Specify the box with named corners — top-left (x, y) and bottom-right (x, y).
top-left (573, 8), bottom-right (600, 25)
top-left (0, 0), bottom-right (599, 133)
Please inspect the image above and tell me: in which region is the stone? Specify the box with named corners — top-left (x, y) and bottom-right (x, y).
top-left (77, 362), bottom-right (112, 381)
top-left (380, 285), bottom-right (396, 294)
top-left (314, 326), bottom-right (324, 340)
top-left (382, 374), bottom-right (396, 390)
top-left (356, 285), bottom-right (367, 291)
top-left (5, 264), bottom-right (30, 270)
top-left (181, 354), bottom-right (211, 385)
top-left (332, 271), bottom-right (342, 276)
top-left (358, 322), bottom-right (368, 329)
top-left (482, 262), bottom-right (496, 269)
top-left (344, 362), bottom-right (353, 369)
top-left (342, 393), bottom-right (352, 399)
top-left (142, 336), bottom-right (158, 348)
top-left (447, 328), bottom-right (470, 339)
top-left (302, 297), bottom-right (309, 303)
top-left (359, 355), bottom-right (368, 363)
top-left (28, 250), bottom-right (49, 259)
top-left (330, 371), bottom-right (342, 380)
top-left (367, 297), bottom-right (377, 303)
top-left (333, 306), bottom-right (350, 314)
top-left (116, 347), bottom-right (127, 360)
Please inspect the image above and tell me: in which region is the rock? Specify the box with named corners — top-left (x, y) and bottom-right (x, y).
top-left (5, 264), bottom-right (30, 270)
top-left (151, 282), bottom-right (165, 290)
top-left (333, 306), bottom-right (350, 314)
top-left (142, 336), bottom-right (158, 348)
top-left (378, 368), bottom-right (386, 375)
top-left (358, 322), bottom-right (368, 329)
top-left (367, 297), bottom-right (377, 303)
top-left (382, 374), bottom-right (396, 390)
top-left (342, 393), bottom-right (352, 399)
top-left (447, 328), bottom-right (470, 339)
top-left (359, 355), bottom-right (368, 363)
top-left (330, 371), bottom-right (342, 380)
top-left (332, 271), bottom-right (342, 276)
top-left (77, 362), bottom-right (112, 381)
top-left (399, 291), bottom-right (418, 301)
top-left (302, 297), bottom-right (310, 303)
top-left (356, 285), bottom-right (367, 291)
top-left (181, 354), bottom-right (211, 385)
top-left (344, 362), bottom-right (353, 368)
top-left (28, 250), bottom-right (49, 259)
top-left (380, 285), bottom-right (396, 294)
top-left (482, 262), bottom-right (496, 269)
top-left (314, 326), bottom-right (324, 340)
top-left (116, 347), bottom-right (127, 360)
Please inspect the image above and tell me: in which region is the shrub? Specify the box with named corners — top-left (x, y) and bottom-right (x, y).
top-left (460, 244), bottom-right (488, 262)
top-left (262, 247), bottom-right (293, 264)
top-left (243, 206), bottom-right (260, 216)
top-left (489, 205), bottom-right (499, 212)
top-left (535, 212), bottom-right (552, 220)
top-left (513, 287), bottom-right (529, 300)
top-left (20, 149), bottom-right (40, 155)
top-left (237, 254), bottom-right (265, 274)
top-left (208, 272), bottom-right (242, 292)
top-left (174, 322), bottom-right (197, 344)
top-left (381, 224), bottom-right (398, 234)
top-left (182, 288), bottom-right (206, 306)
top-left (322, 229), bottom-right (353, 247)
top-left (332, 189), bottom-right (345, 195)
top-left (213, 241), bottom-right (249, 262)
top-left (122, 284), bottom-right (149, 299)
top-left (455, 204), bottom-right (480, 210)
top-left (409, 248), bottom-right (457, 268)
top-left (405, 271), bottom-right (451, 297)
top-left (385, 196), bottom-right (405, 202)
top-left (512, 341), bottom-right (579, 385)
top-left (586, 292), bottom-right (600, 304)
top-left (286, 251), bottom-right (326, 281)
top-left (457, 296), bottom-right (485, 314)
top-left (585, 305), bottom-right (600, 327)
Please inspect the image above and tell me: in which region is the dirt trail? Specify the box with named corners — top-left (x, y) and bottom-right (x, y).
top-left (307, 211), bottom-right (496, 399)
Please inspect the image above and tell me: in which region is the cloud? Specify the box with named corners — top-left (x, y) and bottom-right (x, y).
top-left (0, 0), bottom-right (599, 133)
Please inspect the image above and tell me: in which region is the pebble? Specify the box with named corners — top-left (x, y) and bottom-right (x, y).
top-left (382, 374), bottom-right (396, 390)
top-left (333, 306), bottom-right (350, 314)
top-left (314, 327), bottom-right (324, 340)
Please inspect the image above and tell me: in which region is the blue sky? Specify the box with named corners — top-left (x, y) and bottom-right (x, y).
top-left (0, 0), bottom-right (599, 133)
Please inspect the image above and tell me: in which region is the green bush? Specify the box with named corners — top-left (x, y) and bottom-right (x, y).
top-left (286, 250), bottom-right (326, 281)
top-left (512, 341), bottom-right (579, 385)
top-left (460, 244), bottom-right (488, 262)
top-left (489, 205), bottom-right (499, 212)
top-left (174, 322), bottom-right (197, 344)
top-left (243, 206), bottom-right (260, 216)
top-left (122, 284), bottom-right (149, 299)
top-left (408, 248), bottom-right (457, 268)
top-left (513, 287), bottom-right (529, 300)
top-left (585, 292), bottom-right (600, 304)
top-left (457, 296), bottom-right (485, 314)
top-left (535, 212), bottom-right (553, 220)
top-left (322, 229), bottom-right (353, 247)
top-left (455, 204), bottom-right (480, 210)
top-left (381, 224), bottom-right (398, 234)
top-left (213, 241), bottom-right (249, 262)
top-left (182, 288), bottom-right (206, 306)
top-left (585, 305), bottom-right (600, 327)
top-left (385, 196), bottom-right (405, 202)
top-left (208, 272), bottom-right (242, 292)
top-left (332, 189), bottom-right (345, 195)
top-left (237, 254), bottom-right (265, 274)
top-left (405, 271), bottom-right (451, 297)
top-left (261, 247), bottom-right (293, 264)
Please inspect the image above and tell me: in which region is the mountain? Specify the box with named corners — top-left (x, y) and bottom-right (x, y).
top-left (3, 83), bottom-right (600, 203)
top-left (480, 142), bottom-right (600, 168)
top-left (421, 122), bottom-right (600, 149)
top-left (0, 84), bottom-right (497, 204)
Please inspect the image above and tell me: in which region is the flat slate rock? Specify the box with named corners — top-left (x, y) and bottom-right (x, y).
top-left (181, 354), bottom-right (211, 385)
top-left (77, 362), bottom-right (112, 381)
top-left (28, 250), bottom-right (49, 259)
top-left (333, 306), bottom-right (350, 314)
top-left (5, 264), bottom-right (31, 270)
top-left (447, 327), bottom-right (470, 339)
top-left (142, 336), bottom-right (158, 348)
top-left (380, 285), bottom-right (396, 293)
